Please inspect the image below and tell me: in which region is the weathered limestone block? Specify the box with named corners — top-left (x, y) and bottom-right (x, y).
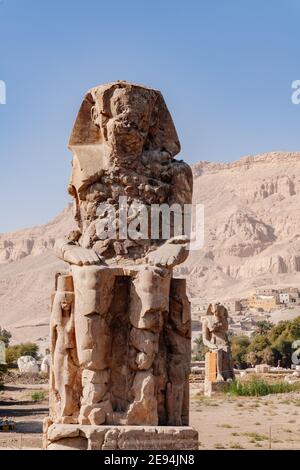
top-left (47, 423), bottom-right (80, 441)
top-left (81, 370), bottom-right (110, 413)
top-left (129, 267), bottom-right (170, 332)
top-left (129, 328), bottom-right (157, 371)
top-left (127, 371), bottom-right (157, 425)
top-left (17, 356), bottom-right (39, 374)
top-left (48, 437), bottom-right (88, 451)
top-left (204, 379), bottom-right (229, 397)
top-left (45, 424), bottom-right (199, 450)
top-left (88, 400), bottom-right (113, 425)
top-left (255, 364), bottom-right (270, 373)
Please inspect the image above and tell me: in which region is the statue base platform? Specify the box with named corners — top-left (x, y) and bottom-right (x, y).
top-left (204, 379), bottom-right (229, 397)
top-left (43, 422), bottom-right (199, 450)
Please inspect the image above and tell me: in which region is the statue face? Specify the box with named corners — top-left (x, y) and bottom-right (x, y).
top-left (215, 305), bottom-right (227, 320)
top-left (105, 87), bottom-right (153, 158)
top-left (60, 294), bottom-right (73, 312)
top-left (68, 82), bottom-right (180, 196)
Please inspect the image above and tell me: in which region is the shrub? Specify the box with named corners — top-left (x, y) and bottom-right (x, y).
top-left (243, 432), bottom-right (268, 442)
top-left (31, 391), bottom-right (45, 402)
top-left (231, 336), bottom-right (250, 368)
top-left (253, 321), bottom-right (273, 336)
top-left (193, 335), bottom-right (207, 361)
top-left (225, 376), bottom-right (300, 396)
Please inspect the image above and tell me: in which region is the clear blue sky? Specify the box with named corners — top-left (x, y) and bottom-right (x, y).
top-left (0, 0), bottom-right (299, 232)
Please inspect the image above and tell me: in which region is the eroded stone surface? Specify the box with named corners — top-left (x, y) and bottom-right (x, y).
top-left (45, 424), bottom-right (198, 450)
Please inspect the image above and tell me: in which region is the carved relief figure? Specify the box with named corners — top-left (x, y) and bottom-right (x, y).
top-left (50, 274), bottom-right (80, 423)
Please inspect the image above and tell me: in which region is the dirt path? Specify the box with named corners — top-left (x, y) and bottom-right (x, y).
top-left (0, 383), bottom-right (48, 449)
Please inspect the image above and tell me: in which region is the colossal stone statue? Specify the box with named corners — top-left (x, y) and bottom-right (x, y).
top-left (44, 82), bottom-right (198, 450)
top-left (202, 303), bottom-right (234, 395)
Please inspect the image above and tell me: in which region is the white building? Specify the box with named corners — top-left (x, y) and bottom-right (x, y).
top-left (279, 293), bottom-right (289, 304)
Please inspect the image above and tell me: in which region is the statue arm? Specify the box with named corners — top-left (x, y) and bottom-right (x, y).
top-left (146, 235), bottom-right (189, 269)
top-left (54, 238), bottom-right (103, 266)
top-left (50, 316), bottom-right (57, 357)
top-left (202, 321), bottom-right (217, 350)
top-left (202, 336), bottom-right (217, 350)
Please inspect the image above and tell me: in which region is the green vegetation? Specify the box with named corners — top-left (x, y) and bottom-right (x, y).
top-left (6, 342), bottom-right (39, 365)
top-left (243, 432), bottom-right (268, 442)
top-left (225, 376), bottom-right (300, 397)
top-left (229, 442), bottom-right (244, 449)
top-left (193, 335), bottom-right (206, 361)
top-left (214, 443), bottom-right (226, 449)
top-left (31, 391), bottom-right (45, 402)
top-left (225, 316), bottom-right (300, 368)
top-left (231, 336), bottom-right (251, 368)
top-left (253, 321), bottom-right (273, 336)
top-left (195, 394), bottom-right (219, 406)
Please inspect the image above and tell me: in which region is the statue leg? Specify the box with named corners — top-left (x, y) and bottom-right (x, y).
top-left (216, 350), bottom-right (225, 381)
top-left (127, 266), bottom-right (171, 426)
top-left (61, 385), bottom-right (74, 417)
top-left (166, 278), bottom-right (191, 426)
top-left (71, 266), bottom-right (116, 425)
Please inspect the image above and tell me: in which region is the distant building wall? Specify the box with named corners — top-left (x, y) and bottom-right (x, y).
top-left (249, 294), bottom-right (278, 311)
top-left (223, 300), bottom-right (242, 312)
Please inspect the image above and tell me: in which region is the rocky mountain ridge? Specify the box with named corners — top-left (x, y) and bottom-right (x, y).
top-left (1, 151), bottom-right (300, 344)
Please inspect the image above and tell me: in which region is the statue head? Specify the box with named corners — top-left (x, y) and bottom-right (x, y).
top-left (64, 82), bottom-right (192, 261)
top-left (52, 275), bottom-right (74, 320)
top-left (60, 293), bottom-right (74, 312)
top-left (68, 81), bottom-right (180, 199)
top-left (214, 304), bottom-right (228, 321)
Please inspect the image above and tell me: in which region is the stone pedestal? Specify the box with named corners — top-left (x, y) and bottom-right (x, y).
top-left (205, 351), bottom-right (217, 382)
top-left (204, 379), bottom-right (228, 397)
top-left (44, 422), bottom-right (199, 450)
top-left (204, 351), bottom-right (229, 396)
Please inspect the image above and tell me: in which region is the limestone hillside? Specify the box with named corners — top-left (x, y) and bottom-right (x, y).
top-left (1, 152), bottom-right (300, 345)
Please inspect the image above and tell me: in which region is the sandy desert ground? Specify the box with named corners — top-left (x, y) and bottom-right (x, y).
top-left (0, 376), bottom-right (299, 450)
top-left (190, 385), bottom-right (300, 450)
top-left (0, 381), bottom-right (48, 449)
